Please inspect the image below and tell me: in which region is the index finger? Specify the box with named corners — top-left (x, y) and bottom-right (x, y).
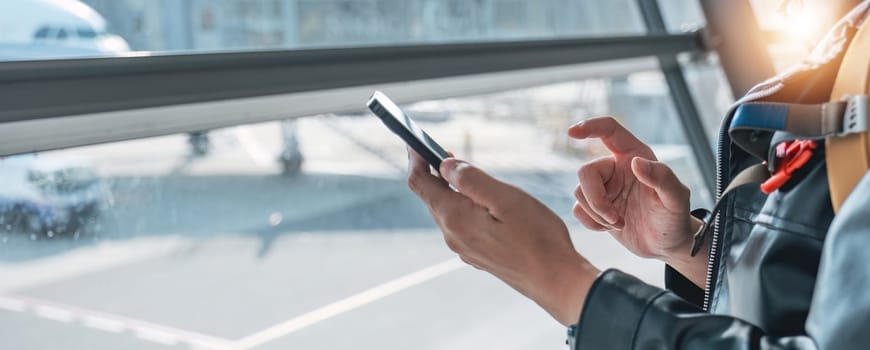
top-left (567, 116), bottom-right (654, 157)
top-left (407, 148), bottom-right (464, 213)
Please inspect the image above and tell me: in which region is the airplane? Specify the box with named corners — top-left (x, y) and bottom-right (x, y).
top-left (0, 0), bottom-right (130, 60)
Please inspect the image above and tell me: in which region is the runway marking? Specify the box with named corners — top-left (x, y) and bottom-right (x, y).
top-left (236, 257), bottom-right (466, 349)
top-left (0, 293), bottom-right (236, 350)
top-left (34, 305), bottom-right (74, 323)
top-left (1, 257), bottom-right (467, 349)
top-left (134, 326), bottom-right (181, 346)
top-left (234, 126), bottom-right (274, 166)
top-left (82, 315), bottom-right (125, 333)
top-left (0, 295), bottom-right (27, 312)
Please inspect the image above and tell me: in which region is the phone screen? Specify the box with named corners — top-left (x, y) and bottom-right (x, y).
top-left (367, 91), bottom-right (449, 168)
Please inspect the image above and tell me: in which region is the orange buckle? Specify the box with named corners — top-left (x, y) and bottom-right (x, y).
top-left (760, 139), bottom-right (817, 194)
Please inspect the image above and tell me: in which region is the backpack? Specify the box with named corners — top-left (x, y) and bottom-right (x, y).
top-left (826, 8), bottom-right (870, 212)
top-left (690, 2), bottom-right (870, 255)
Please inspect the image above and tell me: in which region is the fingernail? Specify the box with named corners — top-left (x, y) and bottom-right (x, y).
top-left (442, 160), bottom-right (463, 183)
top-left (634, 157), bottom-right (651, 175)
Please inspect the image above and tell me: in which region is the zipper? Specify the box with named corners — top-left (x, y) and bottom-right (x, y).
top-left (702, 82), bottom-right (784, 311)
top-left (699, 4), bottom-right (863, 311)
top-left (702, 111), bottom-right (728, 311)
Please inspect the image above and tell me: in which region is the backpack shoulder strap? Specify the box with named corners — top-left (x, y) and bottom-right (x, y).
top-left (827, 17), bottom-right (870, 213)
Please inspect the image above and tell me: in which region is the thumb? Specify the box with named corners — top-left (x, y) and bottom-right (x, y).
top-left (440, 158), bottom-right (514, 210)
top-left (630, 157), bottom-right (688, 211)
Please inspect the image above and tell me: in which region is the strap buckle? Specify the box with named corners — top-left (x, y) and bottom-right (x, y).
top-left (760, 139), bottom-right (817, 194)
top-left (838, 95), bottom-right (868, 136)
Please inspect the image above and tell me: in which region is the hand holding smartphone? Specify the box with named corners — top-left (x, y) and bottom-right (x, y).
top-left (367, 91), bottom-right (450, 169)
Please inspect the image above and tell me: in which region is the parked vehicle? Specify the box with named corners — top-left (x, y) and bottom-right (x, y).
top-left (0, 154), bottom-right (106, 237)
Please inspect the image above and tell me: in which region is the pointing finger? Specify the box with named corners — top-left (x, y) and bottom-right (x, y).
top-left (568, 116), bottom-right (654, 157)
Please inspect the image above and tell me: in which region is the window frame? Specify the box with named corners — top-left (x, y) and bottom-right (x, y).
top-left (0, 0), bottom-right (732, 198)
top-left (0, 33), bottom-right (702, 154)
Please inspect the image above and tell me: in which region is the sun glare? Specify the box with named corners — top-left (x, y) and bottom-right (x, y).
top-left (773, 0), bottom-right (830, 45)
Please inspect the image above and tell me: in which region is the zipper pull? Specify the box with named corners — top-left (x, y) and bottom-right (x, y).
top-left (690, 208), bottom-right (712, 257)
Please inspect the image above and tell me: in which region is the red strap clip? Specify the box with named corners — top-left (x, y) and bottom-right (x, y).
top-left (760, 139), bottom-right (817, 194)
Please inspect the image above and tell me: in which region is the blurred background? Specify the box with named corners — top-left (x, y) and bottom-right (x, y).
top-left (0, 0), bottom-right (858, 349)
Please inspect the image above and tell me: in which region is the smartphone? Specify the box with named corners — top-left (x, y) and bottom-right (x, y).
top-left (367, 91), bottom-right (450, 169)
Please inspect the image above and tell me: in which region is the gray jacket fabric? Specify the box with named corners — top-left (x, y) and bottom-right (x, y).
top-left (571, 3), bottom-right (870, 349)
top-left (573, 173), bottom-right (869, 349)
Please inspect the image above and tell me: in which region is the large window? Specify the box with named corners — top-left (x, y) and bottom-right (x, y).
top-left (0, 0), bottom-right (657, 61)
top-left (0, 1), bottom-right (729, 349)
top-left (0, 71), bottom-right (717, 349)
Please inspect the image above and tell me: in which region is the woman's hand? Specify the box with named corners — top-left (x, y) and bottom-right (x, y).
top-left (407, 150), bottom-right (599, 326)
top-left (569, 117), bottom-right (706, 286)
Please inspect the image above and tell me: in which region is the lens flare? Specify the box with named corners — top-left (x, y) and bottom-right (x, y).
top-left (775, 0), bottom-right (828, 45)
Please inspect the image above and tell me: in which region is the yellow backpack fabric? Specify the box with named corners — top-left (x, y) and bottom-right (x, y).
top-left (826, 14), bottom-right (870, 212)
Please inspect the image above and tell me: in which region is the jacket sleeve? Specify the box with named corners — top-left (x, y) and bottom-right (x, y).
top-left (573, 172), bottom-right (870, 350)
top-left (664, 264), bottom-right (704, 308)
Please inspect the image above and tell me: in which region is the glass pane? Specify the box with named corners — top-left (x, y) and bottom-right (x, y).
top-left (0, 0), bottom-right (646, 62)
top-left (634, 1), bottom-right (735, 154)
top-left (0, 71), bottom-right (710, 349)
top-left (679, 52), bottom-right (736, 144)
top-left (660, 0), bottom-right (706, 33)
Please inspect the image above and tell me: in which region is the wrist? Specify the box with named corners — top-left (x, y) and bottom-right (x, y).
top-left (542, 255), bottom-right (599, 326)
top-left (662, 216), bottom-right (708, 287)
top-left (667, 216), bottom-right (705, 262)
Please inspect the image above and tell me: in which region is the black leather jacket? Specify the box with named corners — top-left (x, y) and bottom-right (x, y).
top-left (571, 3), bottom-right (870, 349)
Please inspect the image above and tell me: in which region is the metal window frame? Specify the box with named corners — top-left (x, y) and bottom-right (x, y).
top-left (0, 34), bottom-right (702, 124)
top-left (0, 58), bottom-right (660, 156)
top-left (638, 0), bottom-right (716, 196)
top-left (0, 33), bottom-right (705, 156)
